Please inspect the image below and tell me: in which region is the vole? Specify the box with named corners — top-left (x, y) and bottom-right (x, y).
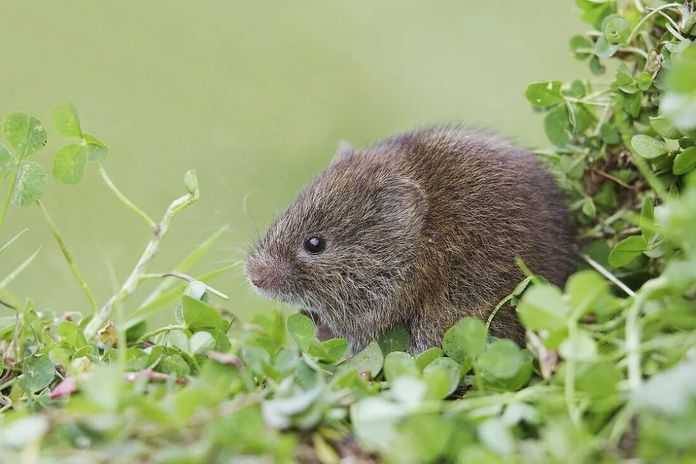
top-left (246, 126), bottom-right (575, 353)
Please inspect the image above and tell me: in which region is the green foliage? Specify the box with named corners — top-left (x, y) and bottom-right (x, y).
top-left (2, 2), bottom-right (696, 462)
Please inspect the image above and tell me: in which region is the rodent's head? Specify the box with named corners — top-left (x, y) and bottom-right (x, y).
top-left (246, 144), bottom-right (426, 327)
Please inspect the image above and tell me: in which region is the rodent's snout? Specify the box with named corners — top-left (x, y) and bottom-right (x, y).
top-left (245, 256), bottom-right (287, 292)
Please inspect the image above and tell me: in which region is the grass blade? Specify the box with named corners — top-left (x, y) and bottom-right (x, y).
top-left (0, 247), bottom-right (40, 289)
top-left (124, 263), bottom-right (235, 330)
top-left (140, 225), bottom-right (230, 306)
top-left (0, 228), bottom-right (29, 256)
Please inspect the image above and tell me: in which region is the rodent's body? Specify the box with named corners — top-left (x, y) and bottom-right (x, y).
top-left (247, 127), bottom-right (575, 353)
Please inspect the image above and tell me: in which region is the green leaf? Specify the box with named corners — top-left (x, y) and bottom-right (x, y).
top-left (633, 358), bottom-right (696, 415)
top-left (415, 346), bottom-right (442, 371)
top-left (57, 320), bottom-right (88, 350)
top-left (441, 317), bottom-right (487, 363)
top-left (477, 340), bottom-right (522, 379)
top-left (622, 91), bottom-right (642, 117)
top-left (83, 365), bottom-right (123, 411)
top-left (20, 355), bottom-right (55, 392)
top-left (576, 0), bottom-right (614, 29)
top-left (544, 104), bottom-right (571, 146)
top-left (343, 341), bottom-right (383, 379)
top-left (600, 123), bottom-right (620, 144)
top-left (649, 116), bottom-right (681, 139)
top-left (602, 14), bottom-right (629, 44)
top-left (569, 35), bottom-right (593, 60)
top-left (631, 134), bottom-right (667, 159)
top-left (377, 325), bottom-right (410, 354)
top-left (319, 338), bottom-right (349, 364)
top-left (608, 235), bottom-right (647, 268)
top-left (423, 357), bottom-right (461, 399)
top-left (582, 197), bottom-right (596, 218)
top-left (53, 104), bottom-right (82, 137)
top-left (564, 80), bottom-right (586, 98)
top-left (351, 397), bottom-right (404, 452)
top-left (576, 362), bottom-right (622, 400)
top-left (589, 55), bottom-right (606, 75)
top-left (517, 284), bottom-right (570, 332)
top-left (673, 147), bottom-right (696, 175)
top-left (0, 416), bottom-right (49, 448)
top-left (383, 351), bottom-right (418, 382)
top-left (594, 35), bottom-right (618, 59)
top-left (559, 331), bottom-right (597, 361)
top-left (477, 340), bottom-right (532, 390)
top-left (181, 295), bottom-right (226, 333)
top-left (640, 196), bottom-right (655, 242)
top-left (392, 414), bottom-right (454, 462)
top-left (159, 353), bottom-right (191, 377)
top-left (458, 445), bottom-right (505, 464)
top-left (667, 44), bottom-right (696, 95)
top-left (661, 93), bottom-right (696, 134)
top-left (565, 270), bottom-right (609, 317)
top-left (1, 113), bottom-right (47, 157)
top-left (12, 161), bottom-right (47, 207)
top-left (190, 331), bottom-right (216, 354)
top-left (286, 312), bottom-right (316, 350)
top-left (525, 81), bottom-right (563, 108)
top-left (53, 144), bottom-right (88, 184)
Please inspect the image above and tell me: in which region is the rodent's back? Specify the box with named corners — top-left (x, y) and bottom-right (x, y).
top-left (367, 127), bottom-right (576, 346)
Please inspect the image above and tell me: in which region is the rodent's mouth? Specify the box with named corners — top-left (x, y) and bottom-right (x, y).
top-left (249, 281), bottom-right (307, 309)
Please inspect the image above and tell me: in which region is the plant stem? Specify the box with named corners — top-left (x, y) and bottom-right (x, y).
top-left (38, 200), bottom-right (98, 312)
top-left (625, 296), bottom-right (642, 391)
top-left (628, 150), bottom-right (669, 201)
top-left (0, 228), bottom-right (29, 255)
top-left (627, 3), bottom-right (682, 44)
top-left (83, 173), bottom-right (200, 339)
top-left (580, 254), bottom-right (635, 297)
top-left (138, 324), bottom-right (188, 342)
top-left (98, 163), bottom-right (157, 230)
top-left (0, 171), bottom-right (17, 229)
top-left (0, 247), bottom-right (41, 289)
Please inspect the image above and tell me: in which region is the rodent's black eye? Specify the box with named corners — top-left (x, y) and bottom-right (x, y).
top-left (303, 235), bottom-right (326, 254)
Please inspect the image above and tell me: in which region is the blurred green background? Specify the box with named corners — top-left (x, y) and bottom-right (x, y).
top-left (1, 1), bottom-right (585, 320)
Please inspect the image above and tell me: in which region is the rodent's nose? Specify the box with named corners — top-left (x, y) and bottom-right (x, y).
top-left (246, 259), bottom-right (276, 290)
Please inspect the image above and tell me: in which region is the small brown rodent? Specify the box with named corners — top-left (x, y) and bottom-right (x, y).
top-left (246, 126), bottom-right (575, 353)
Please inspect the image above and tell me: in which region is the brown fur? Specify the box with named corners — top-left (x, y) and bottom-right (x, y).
top-left (246, 126), bottom-right (576, 353)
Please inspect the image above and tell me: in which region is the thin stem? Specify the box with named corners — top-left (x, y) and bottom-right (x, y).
top-left (138, 324), bottom-right (188, 342)
top-left (38, 200), bottom-right (98, 312)
top-left (0, 228), bottom-right (29, 256)
top-left (658, 11), bottom-right (685, 39)
top-left (161, 271), bottom-right (230, 299)
top-left (625, 296), bottom-right (642, 391)
top-left (98, 163), bottom-right (157, 230)
top-left (0, 248), bottom-right (41, 289)
top-left (83, 172), bottom-right (200, 339)
top-left (593, 105), bottom-right (612, 137)
top-left (627, 3), bottom-right (682, 44)
top-left (591, 168), bottom-right (635, 191)
top-left (0, 375), bottom-right (17, 393)
top-left (565, 97), bottom-right (611, 107)
top-left (626, 144), bottom-right (670, 201)
top-left (665, 21), bottom-right (687, 41)
top-left (617, 47), bottom-right (649, 59)
top-left (581, 254), bottom-right (636, 297)
top-left (0, 171), bottom-right (17, 229)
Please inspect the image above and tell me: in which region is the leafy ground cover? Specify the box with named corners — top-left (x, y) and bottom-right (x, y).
top-left (2, 1), bottom-right (696, 462)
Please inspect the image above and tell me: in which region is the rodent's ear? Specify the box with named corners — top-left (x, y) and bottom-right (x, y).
top-left (330, 140), bottom-right (354, 166)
